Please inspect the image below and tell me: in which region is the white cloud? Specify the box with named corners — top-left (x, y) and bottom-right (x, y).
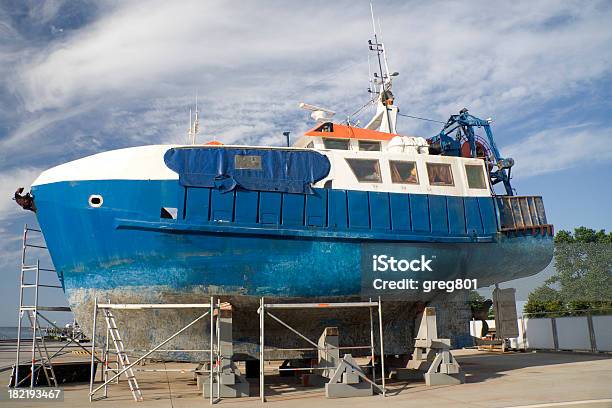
top-left (15, 0), bottom-right (366, 112)
top-left (2, 0), bottom-right (612, 168)
top-left (7, 2), bottom-right (610, 142)
top-left (1, 103), bottom-right (93, 150)
top-left (503, 125), bottom-right (612, 177)
top-left (0, 0), bottom-right (611, 325)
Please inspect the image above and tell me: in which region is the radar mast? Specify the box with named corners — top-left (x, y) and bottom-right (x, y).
top-left (364, 2), bottom-right (399, 134)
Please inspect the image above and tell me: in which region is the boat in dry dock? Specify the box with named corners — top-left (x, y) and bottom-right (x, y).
top-left (15, 33), bottom-right (553, 360)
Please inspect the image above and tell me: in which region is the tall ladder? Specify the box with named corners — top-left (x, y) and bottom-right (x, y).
top-left (24, 306), bottom-right (57, 387)
top-left (14, 225), bottom-right (68, 388)
top-left (101, 308), bottom-right (143, 402)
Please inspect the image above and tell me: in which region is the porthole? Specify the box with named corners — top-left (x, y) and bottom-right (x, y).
top-left (88, 194), bottom-right (103, 208)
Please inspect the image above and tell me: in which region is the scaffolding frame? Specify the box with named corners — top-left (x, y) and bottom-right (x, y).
top-left (14, 224), bottom-right (99, 388)
top-left (88, 298), bottom-right (222, 404)
top-left (258, 297), bottom-right (386, 402)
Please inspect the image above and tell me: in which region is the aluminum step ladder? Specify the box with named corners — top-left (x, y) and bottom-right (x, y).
top-left (15, 225), bottom-right (60, 388)
top-left (13, 224), bottom-right (87, 389)
top-left (20, 309), bottom-right (58, 387)
top-left (101, 308), bottom-right (143, 402)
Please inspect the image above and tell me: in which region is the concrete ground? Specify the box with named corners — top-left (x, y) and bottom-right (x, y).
top-left (1, 342), bottom-right (611, 408)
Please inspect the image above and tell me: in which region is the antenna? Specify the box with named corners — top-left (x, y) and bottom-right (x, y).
top-left (193, 92), bottom-right (200, 145)
top-left (369, 3), bottom-right (384, 92)
top-left (377, 17), bottom-right (391, 76)
top-left (367, 52), bottom-right (373, 94)
top-left (368, 1), bottom-right (393, 132)
top-left (188, 93), bottom-right (200, 145)
top-left (369, 2), bottom-right (377, 38)
top-left (188, 108), bottom-right (193, 144)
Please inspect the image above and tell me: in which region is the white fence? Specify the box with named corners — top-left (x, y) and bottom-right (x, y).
top-left (470, 314), bottom-right (612, 352)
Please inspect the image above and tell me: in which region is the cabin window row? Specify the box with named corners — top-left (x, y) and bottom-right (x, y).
top-left (345, 159), bottom-right (487, 189)
top-left (322, 138), bottom-right (382, 151)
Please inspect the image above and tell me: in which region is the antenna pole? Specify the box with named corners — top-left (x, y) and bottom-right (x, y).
top-left (377, 16), bottom-right (391, 76)
top-left (369, 3), bottom-right (385, 95)
top-left (191, 92), bottom-right (200, 145)
top-left (369, 2), bottom-right (393, 133)
top-left (367, 53), bottom-right (373, 94)
top-left (188, 108), bottom-right (193, 145)
top-left (369, 2), bottom-right (377, 40)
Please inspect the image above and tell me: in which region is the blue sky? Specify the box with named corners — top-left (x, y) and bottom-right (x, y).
top-left (0, 0), bottom-right (611, 325)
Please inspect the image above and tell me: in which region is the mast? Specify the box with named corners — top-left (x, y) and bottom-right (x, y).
top-left (188, 93), bottom-right (200, 145)
top-left (370, 3), bottom-right (386, 97)
top-left (188, 108), bottom-right (193, 144)
top-left (365, 2), bottom-right (399, 134)
top-left (193, 94), bottom-right (199, 145)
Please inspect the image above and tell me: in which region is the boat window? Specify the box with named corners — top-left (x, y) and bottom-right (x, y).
top-left (315, 122), bottom-right (334, 132)
top-left (358, 140), bottom-right (381, 151)
top-left (235, 155), bottom-right (262, 170)
top-left (346, 159), bottom-right (382, 183)
top-left (465, 164), bottom-right (487, 189)
top-left (160, 207), bottom-right (178, 219)
top-left (323, 138), bottom-right (350, 150)
top-left (390, 161), bottom-right (419, 184)
top-left (426, 163), bottom-right (454, 186)
top-left (306, 141), bottom-right (314, 149)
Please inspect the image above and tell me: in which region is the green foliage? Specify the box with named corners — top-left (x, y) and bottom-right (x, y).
top-left (524, 285), bottom-right (564, 317)
top-left (554, 227), bottom-right (612, 244)
top-left (524, 227), bottom-right (612, 316)
top-left (468, 290), bottom-right (493, 320)
top-left (468, 290), bottom-right (485, 307)
top-left (553, 230), bottom-right (573, 244)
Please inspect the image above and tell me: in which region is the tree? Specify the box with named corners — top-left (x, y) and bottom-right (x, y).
top-left (524, 227), bottom-right (612, 316)
top-left (523, 285), bottom-right (564, 317)
top-left (468, 290), bottom-right (493, 318)
top-left (468, 290), bottom-right (493, 336)
top-left (468, 290), bottom-right (486, 309)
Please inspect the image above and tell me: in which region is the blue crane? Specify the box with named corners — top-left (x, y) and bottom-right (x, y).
top-left (428, 108), bottom-right (514, 196)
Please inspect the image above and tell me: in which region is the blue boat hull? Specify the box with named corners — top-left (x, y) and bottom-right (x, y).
top-left (31, 179), bottom-right (553, 358)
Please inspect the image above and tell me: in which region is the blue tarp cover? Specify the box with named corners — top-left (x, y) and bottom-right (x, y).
top-left (164, 147), bottom-right (331, 194)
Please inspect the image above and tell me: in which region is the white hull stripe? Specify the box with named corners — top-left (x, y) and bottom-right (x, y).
top-left (32, 144), bottom-right (492, 198)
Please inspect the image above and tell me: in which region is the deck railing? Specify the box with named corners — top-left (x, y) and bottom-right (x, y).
top-left (496, 196), bottom-right (549, 231)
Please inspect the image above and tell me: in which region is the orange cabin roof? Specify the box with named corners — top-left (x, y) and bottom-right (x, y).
top-left (204, 140), bottom-right (224, 145)
top-left (304, 122), bottom-right (398, 141)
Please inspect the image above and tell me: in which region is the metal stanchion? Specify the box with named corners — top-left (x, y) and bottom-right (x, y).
top-left (209, 296), bottom-right (214, 405)
top-left (378, 296), bottom-right (386, 397)
top-left (88, 297), bottom-right (98, 402)
top-left (259, 297), bottom-right (265, 403)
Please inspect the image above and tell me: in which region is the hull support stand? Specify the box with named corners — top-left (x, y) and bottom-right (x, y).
top-left (395, 307), bottom-right (465, 385)
top-left (201, 301), bottom-right (250, 399)
top-left (258, 298), bottom-right (386, 401)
